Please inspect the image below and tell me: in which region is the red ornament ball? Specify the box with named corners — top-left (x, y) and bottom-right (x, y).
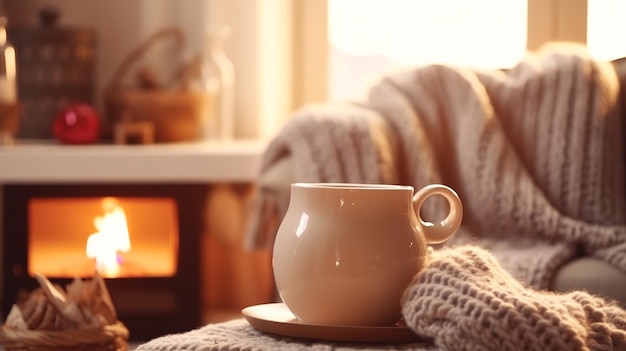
top-left (53, 103), bottom-right (101, 144)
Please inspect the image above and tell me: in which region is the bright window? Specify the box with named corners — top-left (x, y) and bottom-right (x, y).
top-left (587, 0), bottom-right (626, 60)
top-left (328, 0), bottom-right (528, 101)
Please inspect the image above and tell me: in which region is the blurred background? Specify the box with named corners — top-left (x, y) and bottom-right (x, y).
top-left (1, 0), bottom-right (625, 142)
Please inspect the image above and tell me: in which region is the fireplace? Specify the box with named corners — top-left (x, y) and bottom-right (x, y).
top-left (0, 140), bottom-right (264, 342)
top-left (2, 182), bottom-right (207, 340)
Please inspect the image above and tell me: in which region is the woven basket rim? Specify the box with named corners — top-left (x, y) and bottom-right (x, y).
top-left (0, 321), bottom-right (129, 348)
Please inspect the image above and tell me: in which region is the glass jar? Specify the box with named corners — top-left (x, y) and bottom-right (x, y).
top-left (200, 26), bottom-right (234, 141)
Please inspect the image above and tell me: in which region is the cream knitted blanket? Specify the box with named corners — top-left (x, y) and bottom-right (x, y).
top-left (247, 43), bottom-right (626, 289)
top-left (136, 246), bottom-right (626, 351)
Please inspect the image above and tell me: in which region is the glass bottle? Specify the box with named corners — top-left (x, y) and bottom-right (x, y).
top-left (0, 16), bottom-right (17, 105)
top-left (201, 26), bottom-right (234, 141)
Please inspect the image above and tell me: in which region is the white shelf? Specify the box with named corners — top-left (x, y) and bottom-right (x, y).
top-left (0, 139), bottom-right (266, 184)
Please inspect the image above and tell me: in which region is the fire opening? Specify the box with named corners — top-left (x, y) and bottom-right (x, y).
top-left (27, 197), bottom-right (179, 278)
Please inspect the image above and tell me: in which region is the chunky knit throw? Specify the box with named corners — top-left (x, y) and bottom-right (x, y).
top-left (246, 43), bottom-right (626, 290)
top-left (403, 247), bottom-right (626, 351)
top-left (136, 246), bottom-right (626, 351)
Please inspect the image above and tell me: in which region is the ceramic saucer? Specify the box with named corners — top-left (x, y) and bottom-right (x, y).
top-left (241, 303), bottom-right (424, 343)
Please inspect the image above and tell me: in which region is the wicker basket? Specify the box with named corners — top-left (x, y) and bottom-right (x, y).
top-left (0, 321), bottom-right (129, 351)
top-left (106, 88), bottom-right (208, 143)
top-left (104, 27), bottom-right (211, 143)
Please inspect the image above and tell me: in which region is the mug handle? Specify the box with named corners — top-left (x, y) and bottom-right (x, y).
top-left (412, 184), bottom-right (463, 244)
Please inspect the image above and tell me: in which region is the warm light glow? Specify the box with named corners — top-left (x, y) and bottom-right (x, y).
top-left (328, 0), bottom-right (527, 67)
top-left (587, 0), bottom-right (626, 60)
top-left (86, 197), bottom-right (131, 277)
top-left (29, 197), bottom-right (179, 278)
top-left (4, 46), bottom-right (15, 80)
top-left (328, 0), bottom-right (527, 101)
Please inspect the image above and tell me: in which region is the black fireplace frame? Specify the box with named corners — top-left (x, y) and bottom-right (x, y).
top-left (1, 183), bottom-right (208, 341)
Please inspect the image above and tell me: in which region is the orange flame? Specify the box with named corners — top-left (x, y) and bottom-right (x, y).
top-left (86, 197), bottom-right (131, 277)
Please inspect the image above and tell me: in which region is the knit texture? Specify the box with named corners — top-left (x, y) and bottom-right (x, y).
top-left (135, 246), bottom-right (626, 351)
top-left (134, 319), bottom-right (434, 351)
top-left (246, 43), bottom-right (626, 289)
top-left (402, 246), bottom-right (626, 351)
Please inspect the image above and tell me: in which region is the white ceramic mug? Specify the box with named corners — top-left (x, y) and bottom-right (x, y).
top-left (272, 183), bottom-right (463, 326)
